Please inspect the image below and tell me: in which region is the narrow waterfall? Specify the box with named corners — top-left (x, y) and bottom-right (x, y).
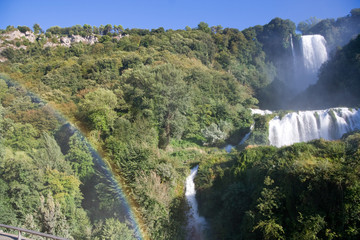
top-left (224, 125), bottom-right (255, 153)
top-left (186, 166), bottom-right (206, 240)
top-left (290, 34), bottom-right (296, 67)
top-left (269, 108), bottom-right (360, 147)
top-left (239, 125), bottom-right (254, 145)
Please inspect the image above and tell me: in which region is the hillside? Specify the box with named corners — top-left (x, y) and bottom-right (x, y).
top-left (0, 8), bottom-right (360, 240)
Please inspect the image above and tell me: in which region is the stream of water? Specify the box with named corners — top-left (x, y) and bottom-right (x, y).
top-left (185, 165), bottom-right (207, 240)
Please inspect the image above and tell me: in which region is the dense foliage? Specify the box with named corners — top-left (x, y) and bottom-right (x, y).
top-left (0, 21), bottom-right (272, 238)
top-left (0, 8), bottom-right (359, 240)
top-left (299, 8), bottom-right (360, 52)
top-left (196, 134), bottom-right (360, 239)
top-left (0, 76), bottom-right (136, 239)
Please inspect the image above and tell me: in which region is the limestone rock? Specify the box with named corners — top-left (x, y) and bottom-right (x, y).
top-left (59, 35), bottom-right (98, 47)
top-left (2, 29), bottom-right (36, 42)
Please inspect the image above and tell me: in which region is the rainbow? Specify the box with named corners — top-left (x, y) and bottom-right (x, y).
top-left (1, 73), bottom-right (144, 239)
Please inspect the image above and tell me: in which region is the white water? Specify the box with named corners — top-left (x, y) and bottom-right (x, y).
top-left (289, 34), bottom-right (328, 93)
top-left (251, 109), bottom-right (273, 115)
top-left (290, 34), bottom-right (296, 67)
top-left (186, 165), bottom-right (206, 240)
top-left (269, 108), bottom-right (360, 147)
top-left (239, 126), bottom-right (254, 145)
top-left (301, 35), bottom-right (328, 76)
top-left (224, 125), bottom-right (254, 153)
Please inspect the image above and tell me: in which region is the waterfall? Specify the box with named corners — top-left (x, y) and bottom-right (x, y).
top-left (289, 34), bottom-right (328, 93)
top-left (290, 34), bottom-right (296, 67)
top-left (301, 35), bottom-right (328, 75)
top-left (239, 125), bottom-right (254, 145)
top-left (269, 108), bottom-right (360, 147)
top-left (186, 165), bottom-right (206, 240)
top-left (251, 109), bottom-right (273, 115)
top-left (224, 125), bottom-right (255, 153)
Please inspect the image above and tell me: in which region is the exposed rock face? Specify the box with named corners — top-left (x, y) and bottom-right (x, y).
top-left (60, 35), bottom-right (98, 47)
top-left (0, 30), bottom-right (99, 61)
top-left (43, 41), bottom-right (59, 48)
top-left (113, 34), bottom-right (127, 40)
top-left (2, 30), bottom-right (36, 42)
top-left (24, 31), bottom-right (36, 42)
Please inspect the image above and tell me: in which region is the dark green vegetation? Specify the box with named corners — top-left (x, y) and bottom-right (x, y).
top-left (0, 21), bottom-right (269, 239)
top-left (0, 76), bottom-right (136, 239)
top-left (0, 8), bottom-right (359, 240)
top-left (299, 8), bottom-right (360, 52)
top-left (196, 134), bottom-right (360, 239)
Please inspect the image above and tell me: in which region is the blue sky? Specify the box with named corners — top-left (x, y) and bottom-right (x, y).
top-left (0, 0), bottom-right (358, 31)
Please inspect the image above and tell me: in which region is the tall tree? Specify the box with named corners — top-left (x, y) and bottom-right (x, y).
top-left (153, 64), bottom-right (190, 148)
top-left (33, 23), bottom-right (42, 34)
top-left (104, 24), bottom-right (113, 35)
top-left (65, 132), bottom-right (94, 181)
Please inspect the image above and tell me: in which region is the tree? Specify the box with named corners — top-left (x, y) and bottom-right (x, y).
top-left (33, 23), bottom-right (42, 34)
top-left (297, 16), bottom-right (321, 33)
top-left (99, 218), bottom-right (135, 240)
top-left (114, 25), bottom-right (124, 35)
top-left (201, 120), bottom-right (232, 144)
top-left (0, 79), bottom-right (8, 101)
top-left (152, 64), bottom-right (190, 148)
top-left (211, 25), bottom-right (223, 34)
top-left (252, 176), bottom-right (285, 239)
top-left (33, 132), bottom-right (72, 174)
top-left (79, 88), bottom-right (118, 134)
top-left (65, 132), bottom-right (94, 181)
top-left (38, 193), bottom-right (71, 238)
top-left (104, 24), bottom-right (113, 35)
top-left (83, 24), bottom-right (92, 36)
top-left (5, 25), bottom-right (15, 32)
top-left (93, 25), bottom-right (99, 34)
top-left (17, 25), bottom-right (31, 33)
top-left (0, 179), bottom-right (17, 225)
top-left (197, 22), bottom-right (211, 33)
top-left (99, 24), bottom-right (105, 35)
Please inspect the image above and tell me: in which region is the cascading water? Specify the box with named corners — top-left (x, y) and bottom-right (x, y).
top-left (290, 34), bottom-right (296, 67)
top-left (269, 108), bottom-right (360, 147)
top-left (185, 165), bottom-right (207, 240)
top-left (289, 34), bottom-right (328, 93)
top-left (301, 35), bottom-right (328, 76)
top-left (224, 125), bottom-right (255, 153)
top-left (251, 109), bottom-right (273, 115)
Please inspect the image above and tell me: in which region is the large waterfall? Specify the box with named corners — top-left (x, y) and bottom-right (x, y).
top-left (301, 35), bottom-right (328, 75)
top-left (269, 108), bottom-right (360, 147)
top-left (290, 34), bottom-right (328, 93)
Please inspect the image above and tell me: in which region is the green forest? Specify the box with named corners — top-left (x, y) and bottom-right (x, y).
top-left (0, 8), bottom-right (359, 240)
